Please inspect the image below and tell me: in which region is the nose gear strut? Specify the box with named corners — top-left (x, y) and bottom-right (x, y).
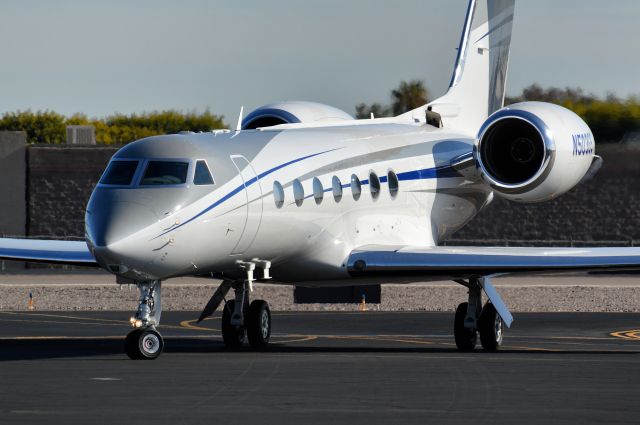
top-left (124, 280), bottom-right (164, 360)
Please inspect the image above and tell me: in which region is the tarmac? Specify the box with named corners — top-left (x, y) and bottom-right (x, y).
top-left (0, 310), bottom-right (639, 424)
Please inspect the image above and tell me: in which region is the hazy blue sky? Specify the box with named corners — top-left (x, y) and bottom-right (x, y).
top-left (0, 0), bottom-right (638, 124)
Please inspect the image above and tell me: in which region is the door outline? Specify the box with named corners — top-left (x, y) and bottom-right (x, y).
top-left (230, 155), bottom-right (263, 255)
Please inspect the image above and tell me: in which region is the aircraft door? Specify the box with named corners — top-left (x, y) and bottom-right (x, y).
top-left (229, 155), bottom-right (263, 255)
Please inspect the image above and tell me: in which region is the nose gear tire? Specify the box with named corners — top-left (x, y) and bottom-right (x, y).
top-left (125, 328), bottom-right (164, 360)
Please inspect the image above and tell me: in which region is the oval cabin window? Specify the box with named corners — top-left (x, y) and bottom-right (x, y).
top-left (351, 174), bottom-right (361, 201)
top-left (332, 176), bottom-right (343, 202)
top-left (293, 179), bottom-right (304, 206)
top-left (273, 181), bottom-right (284, 208)
top-left (388, 170), bottom-right (399, 198)
top-left (369, 172), bottom-right (380, 200)
top-left (313, 177), bottom-right (324, 205)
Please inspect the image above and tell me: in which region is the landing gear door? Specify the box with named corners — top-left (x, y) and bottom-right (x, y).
top-left (229, 155), bottom-right (263, 255)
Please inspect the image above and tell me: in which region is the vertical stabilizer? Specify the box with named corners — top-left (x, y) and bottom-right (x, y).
top-left (401, 0), bottom-right (515, 134)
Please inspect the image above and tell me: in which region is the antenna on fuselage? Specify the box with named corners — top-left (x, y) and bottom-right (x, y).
top-left (235, 106), bottom-right (244, 131)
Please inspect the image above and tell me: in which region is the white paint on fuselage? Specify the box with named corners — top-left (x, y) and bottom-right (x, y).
top-left (100, 122), bottom-right (491, 282)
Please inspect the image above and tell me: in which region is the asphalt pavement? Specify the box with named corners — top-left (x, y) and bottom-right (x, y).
top-left (0, 310), bottom-right (639, 425)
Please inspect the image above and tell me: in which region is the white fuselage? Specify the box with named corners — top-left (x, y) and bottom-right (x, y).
top-left (87, 121), bottom-right (492, 283)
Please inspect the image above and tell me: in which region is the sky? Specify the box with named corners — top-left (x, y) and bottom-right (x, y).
top-left (0, 0), bottom-right (638, 125)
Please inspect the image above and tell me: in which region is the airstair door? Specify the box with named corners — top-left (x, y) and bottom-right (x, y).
top-left (229, 155), bottom-right (263, 255)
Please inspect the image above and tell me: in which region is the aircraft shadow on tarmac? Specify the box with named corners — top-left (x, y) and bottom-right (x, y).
top-left (1, 337), bottom-right (639, 361)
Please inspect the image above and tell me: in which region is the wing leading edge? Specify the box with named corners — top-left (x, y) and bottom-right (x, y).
top-left (347, 245), bottom-right (640, 279)
top-left (0, 238), bottom-right (98, 267)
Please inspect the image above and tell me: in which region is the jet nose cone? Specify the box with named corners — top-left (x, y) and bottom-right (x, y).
top-left (86, 200), bottom-right (158, 248)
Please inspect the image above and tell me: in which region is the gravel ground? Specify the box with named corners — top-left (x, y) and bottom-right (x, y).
top-left (1, 271), bottom-right (639, 312)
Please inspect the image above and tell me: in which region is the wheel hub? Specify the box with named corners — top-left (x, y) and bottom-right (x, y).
top-left (261, 310), bottom-right (270, 339)
top-left (142, 333), bottom-right (160, 354)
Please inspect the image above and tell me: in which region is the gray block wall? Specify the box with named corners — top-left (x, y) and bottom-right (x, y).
top-left (27, 145), bottom-right (118, 238)
top-left (448, 145), bottom-right (640, 246)
top-left (0, 132), bottom-right (27, 270)
top-left (20, 143), bottom-right (640, 245)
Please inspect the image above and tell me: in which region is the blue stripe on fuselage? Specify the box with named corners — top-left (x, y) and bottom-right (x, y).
top-left (153, 148), bottom-right (340, 239)
top-left (153, 149), bottom-right (465, 239)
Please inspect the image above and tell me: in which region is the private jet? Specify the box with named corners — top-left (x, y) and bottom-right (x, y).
top-left (2, 0), bottom-right (639, 359)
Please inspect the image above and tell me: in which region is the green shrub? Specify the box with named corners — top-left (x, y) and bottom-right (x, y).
top-left (0, 109), bottom-right (226, 145)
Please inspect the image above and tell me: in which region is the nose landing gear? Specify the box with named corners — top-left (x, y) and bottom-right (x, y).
top-left (125, 280), bottom-right (164, 360)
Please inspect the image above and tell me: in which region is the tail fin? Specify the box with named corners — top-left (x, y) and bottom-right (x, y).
top-left (402, 0), bottom-right (516, 134)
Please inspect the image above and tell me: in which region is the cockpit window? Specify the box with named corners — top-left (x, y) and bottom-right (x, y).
top-left (140, 161), bottom-right (189, 186)
top-left (194, 160), bottom-right (214, 185)
top-left (100, 160), bottom-right (139, 185)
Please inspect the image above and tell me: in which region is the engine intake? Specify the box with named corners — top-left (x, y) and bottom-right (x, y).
top-left (477, 110), bottom-right (552, 188)
top-left (475, 102), bottom-right (594, 203)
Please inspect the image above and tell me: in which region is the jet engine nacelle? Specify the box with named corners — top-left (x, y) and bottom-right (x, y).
top-left (475, 101), bottom-right (595, 203)
top-left (242, 101), bottom-right (353, 130)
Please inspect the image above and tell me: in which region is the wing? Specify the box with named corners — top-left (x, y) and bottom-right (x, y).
top-left (347, 245), bottom-right (640, 279)
top-left (0, 238), bottom-right (98, 267)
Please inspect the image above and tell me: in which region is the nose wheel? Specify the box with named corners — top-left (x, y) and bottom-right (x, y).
top-left (124, 280), bottom-right (164, 360)
top-left (125, 328), bottom-right (164, 360)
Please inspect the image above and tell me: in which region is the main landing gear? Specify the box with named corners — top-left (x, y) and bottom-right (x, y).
top-left (453, 277), bottom-right (512, 352)
top-left (198, 259), bottom-right (273, 350)
top-left (221, 294), bottom-right (272, 350)
top-left (125, 280), bottom-right (164, 360)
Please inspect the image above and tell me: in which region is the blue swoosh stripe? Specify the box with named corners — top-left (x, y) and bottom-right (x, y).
top-left (154, 148), bottom-right (340, 239)
top-left (155, 152), bottom-right (463, 239)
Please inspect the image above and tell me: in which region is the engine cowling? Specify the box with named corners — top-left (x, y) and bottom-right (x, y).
top-left (475, 101), bottom-right (595, 203)
top-left (242, 101), bottom-right (353, 130)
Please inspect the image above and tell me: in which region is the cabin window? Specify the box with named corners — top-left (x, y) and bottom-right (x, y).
top-left (100, 160), bottom-right (139, 185)
top-left (273, 181), bottom-right (284, 208)
top-left (388, 170), bottom-right (399, 198)
top-left (140, 161), bottom-right (189, 186)
top-left (193, 160), bottom-right (214, 185)
top-left (369, 172), bottom-right (380, 200)
top-left (293, 179), bottom-right (304, 206)
top-left (313, 177), bottom-right (324, 205)
top-left (332, 176), bottom-right (343, 202)
top-left (351, 174), bottom-right (361, 201)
